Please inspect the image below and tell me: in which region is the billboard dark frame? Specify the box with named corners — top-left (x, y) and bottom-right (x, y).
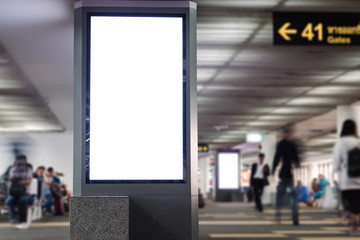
top-left (85, 13), bottom-right (187, 184)
top-left (74, 1), bottom-right (198, 196)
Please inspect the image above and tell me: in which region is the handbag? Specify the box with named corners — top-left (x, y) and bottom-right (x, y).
top-left (263, 178), bottom-right (269, 186)
top-left (51, 183), bottom-right (63, 200)
top-left (347, 146), bottom-right (360, 177)
top-left (9, 183), bottom-right (26, 198)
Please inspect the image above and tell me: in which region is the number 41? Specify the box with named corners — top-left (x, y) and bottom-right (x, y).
top-left (301, 23), bottom-right (323, 41)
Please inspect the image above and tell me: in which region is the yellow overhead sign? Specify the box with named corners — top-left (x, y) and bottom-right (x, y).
top-left (278, 22), bottom-right (298, 41)
top-left (273, 12), bottom-right (360, 45)
top-left (198, 143), bottom-right (209, 153)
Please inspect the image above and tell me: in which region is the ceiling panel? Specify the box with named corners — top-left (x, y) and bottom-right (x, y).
top-left (196, 0), bottom-right (282, 8)
top-left (0, 0), bottom-right (359, 155)
top-left (287, 97), bottom-right (350, 106)
top-left (0, 42), bottom-right (64, 132)
top-left (284, 0), bottom-right (360, 8)
top-left (195, 0), bottom-right (360, 152)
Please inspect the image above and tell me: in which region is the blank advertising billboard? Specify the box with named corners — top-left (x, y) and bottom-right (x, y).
top-left (218, 152), bottom-right (239, 189)
top-left (87, 15), bottom-right (185, 182)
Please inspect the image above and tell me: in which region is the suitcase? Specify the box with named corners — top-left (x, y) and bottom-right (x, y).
top-left (247, 188), bottom-right (253, 202)
top-left (54, 198), bottom-right (65, 215)
top-left (198, 193), bottom-right (205, 208)
top-left (0, 182), bottom-right (6, 205)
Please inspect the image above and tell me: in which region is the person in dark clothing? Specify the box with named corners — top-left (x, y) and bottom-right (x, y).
top-left (251, 153), bottom-right (270, 212)
top-left (5, 154), bottom-right (33, 230)
top-left (272, 127), bottom-right (300, 226)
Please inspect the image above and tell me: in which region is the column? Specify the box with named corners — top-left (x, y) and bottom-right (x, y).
top-left (261, 132), bottom-right (277, 205)
top-left (198, 156), bottom-right (211, 199)
top-left (72, 1), bottom-right (198, 240)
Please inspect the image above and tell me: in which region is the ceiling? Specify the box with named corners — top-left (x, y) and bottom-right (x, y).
top-left (196, 0), bottom-right (360, 154)
top-left (0, 42), bottom-right (64, 132)
top-left (0, 0), bottom-right (360, 156)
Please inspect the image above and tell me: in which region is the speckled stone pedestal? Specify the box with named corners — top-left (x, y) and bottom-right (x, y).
top-left (70, 196), bottom-right (129, 240)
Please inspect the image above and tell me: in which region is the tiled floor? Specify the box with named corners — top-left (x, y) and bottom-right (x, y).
top-left (199, 201), bottom-right (356, 240)
top-left (0, 212), bottom-right (70, 240)
top-left (0, 201), bottom-right (356, 240)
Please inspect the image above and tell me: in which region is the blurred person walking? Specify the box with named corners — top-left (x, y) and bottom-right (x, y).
top-left (250, 153), bottom-right (270, 212)
top-left (272, 127), bottom-right (300, 226)
top-left (333, 119), bottom-right (360, 236)
top-left (5, 154), bottom-right (33, 230)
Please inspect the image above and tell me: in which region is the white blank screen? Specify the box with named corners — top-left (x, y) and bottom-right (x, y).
top-left (218, 152), bottom-right (239, 189)
top-left (89, 16), bottom-right (184, 181)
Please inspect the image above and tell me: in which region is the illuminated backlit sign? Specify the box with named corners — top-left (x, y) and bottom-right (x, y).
top-left (246, 133), bottom-right (262, 143)
top-left (217, 152), bottom-right (239, 189)
top-left (273, 12), bottom-right (360, 45)
top-left (87, 15), bottom-right (185, 182)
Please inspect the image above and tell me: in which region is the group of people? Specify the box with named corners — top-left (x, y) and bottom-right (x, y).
top-left (306, 174), bottom-right (329, 206)
top-left (2, 154), bottom-right (69, 230)
top-left (250, 119), bottom-right (360, 235)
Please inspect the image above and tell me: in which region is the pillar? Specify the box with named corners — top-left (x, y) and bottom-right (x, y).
top-left (198, 155), bottom-right (211, 199)
top-left (260, 133), bottom-right (277, 205)
top-left (72, 1), bottom-right (198, 240)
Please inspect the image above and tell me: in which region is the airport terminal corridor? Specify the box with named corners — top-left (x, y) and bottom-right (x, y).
top-left (0, 201), bottom-right (357, 240)
top-left (1, 0), bottom-right (360, 239)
